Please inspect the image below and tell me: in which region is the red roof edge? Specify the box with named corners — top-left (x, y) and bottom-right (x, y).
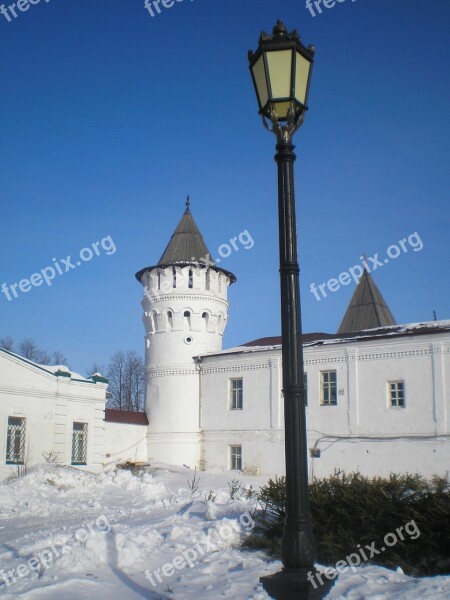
top-left (104, 408), bottom-right (149, 425)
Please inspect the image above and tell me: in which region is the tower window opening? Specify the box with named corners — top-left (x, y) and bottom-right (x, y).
top-left (188, 268), bottom-right (193, 289)
top-left (184, 310), bottom-right (191, 330)
top-left (184, 311), bottom-right (191, 318)
top-left (172, 266), bottom-right (176, 288)
top-left (202, 312), bottom-right (209, 330)
top-left (167, 310), bottom-right (173, 329)
top-left (157, 270), bottom-right (161, 290)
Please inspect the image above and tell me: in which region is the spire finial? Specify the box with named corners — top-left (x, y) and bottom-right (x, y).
top-left (360, 252), bottom-right (369, 271)
top-left (186, 194), bottom-right (190, 209)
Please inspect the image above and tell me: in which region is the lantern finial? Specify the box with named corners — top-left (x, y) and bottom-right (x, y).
top-left (273, 20), bottom-right (287, 37)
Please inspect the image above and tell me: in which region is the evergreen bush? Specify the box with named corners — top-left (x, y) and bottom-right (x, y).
top-left (244, 471), bottom-right (450, 576)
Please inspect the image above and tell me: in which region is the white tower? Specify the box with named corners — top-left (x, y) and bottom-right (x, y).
top-left (135, 198), bottom-right (236, 468)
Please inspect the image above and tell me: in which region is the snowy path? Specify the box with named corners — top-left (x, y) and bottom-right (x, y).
top-left (0, 464), bottom-right (449, 599)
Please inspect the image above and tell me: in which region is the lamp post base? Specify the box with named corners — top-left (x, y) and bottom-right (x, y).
top-left (260, 568), bottom-right (335, 600)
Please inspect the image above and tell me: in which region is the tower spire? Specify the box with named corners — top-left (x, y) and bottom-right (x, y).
top-left (337, 270), bottom-right (396, 334)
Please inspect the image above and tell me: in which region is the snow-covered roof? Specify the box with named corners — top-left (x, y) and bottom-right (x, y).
top-left (197, 320), bottom-right (450, 359)
top-left (0, 348), bottom-right (107, 384)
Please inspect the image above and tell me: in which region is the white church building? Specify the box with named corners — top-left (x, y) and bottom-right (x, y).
top-left (1, 203), bottom-right (449, 482)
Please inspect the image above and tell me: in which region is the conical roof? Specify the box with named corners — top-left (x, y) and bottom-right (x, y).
top-left (337, 270), bottom-right (396, 334)
top-left (158, 199), bottom-right (214, 267)
top-left (135, 199), bottom-right (236, 284)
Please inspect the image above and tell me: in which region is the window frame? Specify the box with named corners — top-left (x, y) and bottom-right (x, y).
top-left (229, 445), bottom-right (242, 471)
top-left (71, 422), bottom-right (88, 465)
top-left (229, 377), bottom-right (243, 410)
top-left (303, 372), bottom-right (308, 406)
top-left (320, 370), bottom-right (337, 406)
top-left (6, 416), bottom-right (26, 465)
top-left (388, 380), bottom-right (405, 408)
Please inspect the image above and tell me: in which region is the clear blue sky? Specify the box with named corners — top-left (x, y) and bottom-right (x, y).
top-left (1, 0), bottom-right (449, 374)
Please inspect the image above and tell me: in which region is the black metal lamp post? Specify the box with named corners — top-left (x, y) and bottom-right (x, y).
top-left (248, 21), bottom-right (335, 600)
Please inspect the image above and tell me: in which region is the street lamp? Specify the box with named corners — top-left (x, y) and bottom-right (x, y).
top-left (248, 21), bottom-right (335, 600)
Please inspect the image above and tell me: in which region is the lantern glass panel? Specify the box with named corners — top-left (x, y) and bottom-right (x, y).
top-left (251, 54), bottom-right (269, 110)
top-left (266, 50), bottom-right (292, 99)
top-left (272, 101), bottom-right (291, 120)
top-left (294, 52), bottom-right (311, 106)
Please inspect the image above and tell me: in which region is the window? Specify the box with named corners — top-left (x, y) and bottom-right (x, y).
top-left (389, 381), bottom-right (405, 407)
top-left (321, 370), bottom-right (337, 405)
top-left (229, 445), bottom-right (242, 470)
top-left (71, 422), bottom-right (88, 465)
top-left (188, 268), bottom-right (193, 289)
top-left (303, 372), bottom-right (308, 406)
top-left (229, 378), bottom-right (243, 410)
top-left (172, 266), bottom-right (176, 288)
top-left (202, 312), bottom-right (209, 330)
top-left (6, 417), bottom-right (25, 464)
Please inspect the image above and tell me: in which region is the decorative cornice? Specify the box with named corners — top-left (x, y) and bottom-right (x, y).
top-left (200, 362), bottom-right (271, 375)
top-left (143, 294), bottom-right (229, 307)
top-left (147, 368), bottom-right (197, 378)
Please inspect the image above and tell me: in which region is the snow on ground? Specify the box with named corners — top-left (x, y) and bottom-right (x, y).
top-left (0, 464), bottom-right (449, 599)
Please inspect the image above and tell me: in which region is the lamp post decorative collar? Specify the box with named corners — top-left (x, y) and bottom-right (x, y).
top-left (249, 21), bottom-right (335, 600)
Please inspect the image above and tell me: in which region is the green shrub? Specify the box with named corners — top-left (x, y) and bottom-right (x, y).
top-left (244, 471), bottom-right (450, 576)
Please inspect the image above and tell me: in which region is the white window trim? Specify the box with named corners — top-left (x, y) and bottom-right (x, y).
top-left (229, 445), bottom-right (242, 471)
top-left (229, 378), bottom-right (243, 411)
top-left (5, 416), bottom-right (26, 465)
top-left (320, 370), bottom-right (337, 406)
top-left (71, 422), bottom-right (88, 465)
top-left (388, 380), bottom-right (405, 409)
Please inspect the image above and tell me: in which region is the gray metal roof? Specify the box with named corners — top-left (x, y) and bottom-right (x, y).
top-left (337, 270), bottom-right (396, 334)
top-left (135, 200), bottom-right (236, 284)
top-left (158, 202), bottom-right (214, 266)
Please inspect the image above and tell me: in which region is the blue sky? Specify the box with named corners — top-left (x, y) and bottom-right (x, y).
top-left (0, 0), bottom-right (449, 374)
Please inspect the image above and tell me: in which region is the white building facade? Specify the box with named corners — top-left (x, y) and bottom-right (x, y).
top-left (198, 325), bottom-right (450, 478)
top-left (1, 204), bottom-right (449, 481)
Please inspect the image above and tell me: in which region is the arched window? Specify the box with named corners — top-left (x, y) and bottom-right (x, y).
top-left (202, 312), bottom-right (209, 330)
top-left (167, 310), bottom-right (173, 329)
top-left (184, 311), bottom-right (191, 329)
top-left (150, 311), bottom-right (157, 333)
top-left (188, 268), bottom-right (193, 289)
top-left (172, 266), bottom-right (176, 288)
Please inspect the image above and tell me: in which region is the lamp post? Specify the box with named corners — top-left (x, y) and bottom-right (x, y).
top-left (248, 21), bottom-right (335, 600)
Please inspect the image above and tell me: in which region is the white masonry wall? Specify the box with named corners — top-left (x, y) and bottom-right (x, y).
top-left (0, 350), bottom-right (107, 482)
top-left (199, 330), bottom-right (450, 479)
top-left (103, 422), bottom-right (148, 464)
